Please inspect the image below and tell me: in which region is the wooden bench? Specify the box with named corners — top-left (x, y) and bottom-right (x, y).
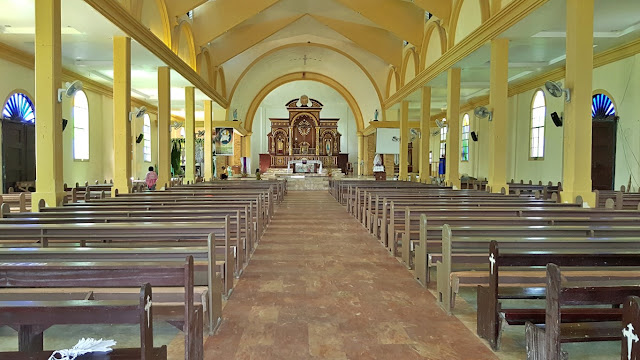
top-left (0, 283), bottom-right (167, 360)
top-left (435, 224), bottom-right (640, 314)
top-left (0, 192), bottom-right (30, 212)
top-left (0, 256), bottom-right (203, 359)
top-left (525, 264), bottom-right (640, 360)
top-left (476, 240), bottom-right (640, 349)
top-left (0, 235), bottom-right (223, 334)
top-left (0, 209), bottom-right (254, 277)
top-left (399, 210), bottom-right (640, 270)
top-left (0, 221), bottom-right (235, 295)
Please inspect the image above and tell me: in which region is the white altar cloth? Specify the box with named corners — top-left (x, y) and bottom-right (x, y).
top-left (287, 159), bottom-right (323, 174)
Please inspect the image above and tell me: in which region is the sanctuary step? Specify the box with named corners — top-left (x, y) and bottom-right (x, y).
top-left (263, 168), bottom-right (344, 190)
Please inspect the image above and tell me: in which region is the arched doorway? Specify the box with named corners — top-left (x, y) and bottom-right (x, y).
top-left (591, 93), bottom-right (617, 190)
top-left (2, 92), bottom-right (36, 192)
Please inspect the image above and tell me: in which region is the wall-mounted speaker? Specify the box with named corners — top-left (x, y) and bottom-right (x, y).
top-left (136, 133), bottom-right (144, 143)
top-left (471, 131), bottom-right (478, 142)
top-left (551, 112), bottom-right (563, 127)
top-left (62, 118), bottom-right (68, 131)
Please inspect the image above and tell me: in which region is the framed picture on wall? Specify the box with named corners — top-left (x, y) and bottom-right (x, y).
top-left (214, 127), bottom-right (234, 156)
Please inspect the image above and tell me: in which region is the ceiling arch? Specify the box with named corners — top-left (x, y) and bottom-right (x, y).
top-left (229, 45), bottom-right (381, 129)
top-left (227, 42), bottom-right (384, 114)
top-left (244, 72), bottom-right (364, 132)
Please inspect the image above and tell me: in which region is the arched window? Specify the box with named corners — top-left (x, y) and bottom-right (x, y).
top-left (461, 114), bottom-right (470, 161)
top-left (143, 114), bottom-right (152, 162)
top-left (73, 90), bottom-right (89, 160)
top-left (530, 90), bottom-right (546, 159)
top-left (439, 118), bottom-right (447, 158)
top-left (592, 93), bottom-right (616, 119)
top-left (3, 92), bottom-right (35, 123)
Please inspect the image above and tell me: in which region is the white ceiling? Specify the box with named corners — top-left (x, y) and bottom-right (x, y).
top-left (0, 0), bottom-right (638, 121)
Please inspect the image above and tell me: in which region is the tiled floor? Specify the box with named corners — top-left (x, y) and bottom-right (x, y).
top-left (203, 191), bottom-right (498, 359)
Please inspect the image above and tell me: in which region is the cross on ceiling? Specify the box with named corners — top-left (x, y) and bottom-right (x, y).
top-left (290, 54), bottom-right (320, 65)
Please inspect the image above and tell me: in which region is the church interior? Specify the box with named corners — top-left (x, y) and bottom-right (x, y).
top-left (2, 0), bottom-right (640, 359)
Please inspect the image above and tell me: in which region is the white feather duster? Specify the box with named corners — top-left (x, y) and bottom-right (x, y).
top-left (49, 338), bottom-right (116, 360)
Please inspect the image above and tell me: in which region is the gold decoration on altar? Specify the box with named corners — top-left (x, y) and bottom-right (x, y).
top-left (297, 119), bottom-right (311, 136)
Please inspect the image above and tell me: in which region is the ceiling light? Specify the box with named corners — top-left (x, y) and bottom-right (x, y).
top-left (0, 25), bottom-right (82, 35)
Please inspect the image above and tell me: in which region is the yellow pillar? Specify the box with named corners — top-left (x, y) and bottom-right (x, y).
top-left (33, 0), bottom-right (65, 209)
top-left (203, 100), bottom-right (213, 181)
top-left (363, 134), bottom-right (370, 176)
top-left (357, 132), bottom-right (364, 176)
top-left (445, 68), bottom-right (461, 189)
top-left (184, 86), bottom-right (195, 183)
top-left (157, 66), bottom-right (171, 188)
top-left (487, 38), bottom-right (509, 194)
top-left (112, 36), bottom-right (132, 196)
top-left (243, 133), bottom-right (252, 173)
top-left (399, 101), bottom-right (409, 181)
top-left (419, 86), bottom-right (431, 184)
top-left (561, 0), bottom-right (596, 206)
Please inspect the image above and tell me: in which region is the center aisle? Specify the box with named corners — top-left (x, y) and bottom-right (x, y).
top-left (204, 191), bottom-right (497, 359)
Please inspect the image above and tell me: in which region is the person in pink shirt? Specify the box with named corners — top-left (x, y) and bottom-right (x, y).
top-left (145, 166), bottom-right (158, 190)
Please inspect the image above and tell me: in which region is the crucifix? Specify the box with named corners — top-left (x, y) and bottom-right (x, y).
top-left (489, 253), bottom-right (496, 274)
top-left (623, 323), bottom-right (638, 360)
top-left (302, 54), bottom-right (308, 65)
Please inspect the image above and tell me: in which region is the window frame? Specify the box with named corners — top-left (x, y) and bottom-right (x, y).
top-left (143, 114), bottom-right (152, 163)
top-left (461, 114), bottom-right (470, 162)
top-left (72, 90), bottom-right (90, 161)
top-left (529, 89), bottom-right (546, 160)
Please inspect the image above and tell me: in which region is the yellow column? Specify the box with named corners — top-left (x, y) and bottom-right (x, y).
top-left (203, 100), bottom-right (213, 181)
top-left (33, 0), bottom-right (65, 209)
top-left (112, 36), bottom-right (132, 196)
top-left (419, 86), bottom-right (431, 184)
top-left (399, 101), bottom-right (409, 181)
top-left (561, 0), bottom-right (596, 206)
top-left (357, 132), bottom-right (364, 176)
top-left (445, 68), bottom-right (461, 189)
top-left (487, 38), bottom-right (509, 194)
top-left (184, 86), bottom-right (195, 183)
top-left (243, 133), bottom-right (252, 158)
top-left (157, 66), bottom-right (171, 188)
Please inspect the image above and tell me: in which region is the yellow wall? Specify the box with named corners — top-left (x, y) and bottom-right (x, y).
top-left (0, 57), bottom-right (159, 189)
top-left (454, 0), bottom-right (483, 46)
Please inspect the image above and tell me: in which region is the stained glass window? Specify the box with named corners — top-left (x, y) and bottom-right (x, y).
top-left (143, 114), bottom-right (152, 162)
top-left (530, 90), bottom-right (545, 158)
top-left (73, 90), bottom-right (89, 160)
top-left (592, 94), bottom-right (616, 118)
top-left (2, 93), bottom-right (35, 123)
top-left (461, 114), bottom-right (470, 161)
top-left (439, 118), bottom-right (447, 159)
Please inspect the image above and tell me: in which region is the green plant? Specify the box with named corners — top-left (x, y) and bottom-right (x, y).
top-left (171, 141), bottom-right (183, 175)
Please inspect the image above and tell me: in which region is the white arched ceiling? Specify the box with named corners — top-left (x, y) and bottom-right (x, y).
top-left (220, 16), bottom-right (389, 100)
top-left (402, 48), bottom-right (417, 85)
top-left (140, 0), bottom-right (169, 46)
top-left (455, 0), bottom-right (483, 46)
top-left (424, 28), bottom-right (444, 69)
top-left (230, 46), bottom-right (381, 129)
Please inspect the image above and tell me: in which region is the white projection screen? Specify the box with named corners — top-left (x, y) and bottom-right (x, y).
top-left (375, 128), bottom-right (400, 154)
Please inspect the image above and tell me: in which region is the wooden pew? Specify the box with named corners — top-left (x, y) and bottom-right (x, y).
top-left (0, 283), bottom-right (167, 360)
top-left (476, 240), bottom-right (640, 349)
top-left (525, 264), bottom-right (640, 360)
top-left (0, 256), bottom-right (202, 359)
top-left (399, 209), bottom-right (640, 270)
top-left (0, 221), bottom-right (235, 296)
top-left (0, 192), bottom-right (30, 212)
top-left (435, 224), bottom-right (640, 314)
top-left (0, 235), bottom-right (223, 334)
top-left (0, 210), bottom-right (253, 276)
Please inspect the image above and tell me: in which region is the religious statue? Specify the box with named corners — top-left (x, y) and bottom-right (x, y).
top-left (373, 153), bottom-right (385, 173)
top-left (374, 109), bottom-right (379, 121)
top-left (233, 109), bottom-right (238, 121)
top-left (300, 95), bottom-right (309, 107)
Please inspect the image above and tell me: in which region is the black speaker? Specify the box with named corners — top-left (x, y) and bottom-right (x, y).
top-left (62, 118), bottom-right (68, 131)
top-left (136, 134), bottom-right (144, 143)
top-left (471, 131), bottom-right (478, 142)
top-left (551, 112), bottom-right (563, 127)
